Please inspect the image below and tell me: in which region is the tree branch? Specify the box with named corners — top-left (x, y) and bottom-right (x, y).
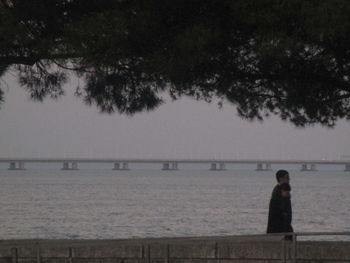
top-left (52, 60), bottom-right (94, 73)
top-left (320, 93), bottom-right (350, 103)
top-left (0, 0), bottom-right (12, 8)
top-left (0, 54), bottom-right (81, 66)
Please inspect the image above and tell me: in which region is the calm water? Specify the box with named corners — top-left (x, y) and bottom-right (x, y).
top-left (0, 163), bottom-right (349, 240)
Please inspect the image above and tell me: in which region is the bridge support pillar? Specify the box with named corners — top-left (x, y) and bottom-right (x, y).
top-left (256, 163), bottom-right (272, 171)
top-left (122, 162), bottom-right (129, 170)
top-left (345, 164), bottom-right (350, 171)
top-left (301, 163), bottom-right (317, 171)
top-left (8, 161), bottom-right (25, 170)
top-left (210, 162), bottom-right (226, 171)
top-left (171, 162), bottom-right (178, 170)
top-left (113, 162), bottom-right (120, 170)
top-left (162, 163), bottom-right (169, 170)
top-left (61, 162), bottom-right (79, 170)
top-left (72, 162), bottom-right (78, 170)
top-left (113, 162), bottom-right (129, 170)
top-left (162, 162), bottom-right (178, 170)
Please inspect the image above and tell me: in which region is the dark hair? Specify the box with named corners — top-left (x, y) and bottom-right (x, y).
top-left (276, 170), bottom-right (289, 182)
top-left (280, 183), bottom-right (291, 191)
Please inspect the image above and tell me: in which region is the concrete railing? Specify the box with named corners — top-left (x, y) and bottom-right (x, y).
top-left (0, 233), bottom-right (350, 263)
top-left (287, 232), bottom-right (350, 263)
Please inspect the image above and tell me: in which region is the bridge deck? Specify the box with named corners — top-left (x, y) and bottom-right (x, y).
top-left (0, 158), bottom-right (349, 164)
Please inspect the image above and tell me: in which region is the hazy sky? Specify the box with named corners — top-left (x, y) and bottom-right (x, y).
top-left (1, 74), bottom-right (349, 160)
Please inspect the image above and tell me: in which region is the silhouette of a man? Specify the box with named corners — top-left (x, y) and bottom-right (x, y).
top-left (267, 170), bottom-right (293, 239)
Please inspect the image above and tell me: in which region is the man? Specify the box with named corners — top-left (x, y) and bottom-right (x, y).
top-left (270, 170), bottom-right (290, 200)
top-left (280, 183), bottom-right (293, 236)
top-left (267, 170), bottom-right (293, 238)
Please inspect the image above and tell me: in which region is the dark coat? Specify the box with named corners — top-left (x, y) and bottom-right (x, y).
top-left (281, 196), bottom-right (293, 233)
top-left (267, 185), bottom-right (293, 233)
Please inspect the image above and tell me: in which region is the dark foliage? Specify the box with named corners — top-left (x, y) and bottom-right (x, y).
top-left (1, 0), bottom-right (350, 126)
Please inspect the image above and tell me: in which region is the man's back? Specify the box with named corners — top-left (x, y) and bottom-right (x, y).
top-left (267, 184), bottom-right (283, 233)
top-left (271, 184), bottom-right (281, 199)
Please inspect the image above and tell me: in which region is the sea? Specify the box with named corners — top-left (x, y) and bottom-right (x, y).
top-left (0, 162), bottom-right (349, 241)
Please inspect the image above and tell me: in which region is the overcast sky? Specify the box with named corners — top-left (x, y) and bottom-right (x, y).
top-left (0, 74), bottom-right (349, 160)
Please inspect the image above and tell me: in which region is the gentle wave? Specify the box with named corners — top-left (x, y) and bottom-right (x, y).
top-left (0, 167), bottom-right (349, 240)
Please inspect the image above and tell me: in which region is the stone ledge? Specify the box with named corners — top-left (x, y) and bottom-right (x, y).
top-left (18, 247), bottom-right (69, 258)
top-left (297, 242), bottom-right (350, 260)
top-left (0, 248), bottom-right (12, 258)
top-left (169, 243), bottom-right (216, 259)
top-left (217, 242), bottom-right (284, 259)
top-left (72, 245), bottom-right (142, 258)
top-left (0, 237), bottom-right (349, 262)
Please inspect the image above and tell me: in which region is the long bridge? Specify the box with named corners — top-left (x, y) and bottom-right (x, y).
top-left (0, 158), bottom-right (349, 171)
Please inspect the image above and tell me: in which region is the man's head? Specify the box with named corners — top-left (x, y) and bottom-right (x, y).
top-left (276, 170), bottom-right (290, 184)
top-left (280, 183), bottom-right (291, 198)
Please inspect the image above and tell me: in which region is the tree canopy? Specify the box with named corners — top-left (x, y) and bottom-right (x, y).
top-left (1, 0), bottom-right (350, 126)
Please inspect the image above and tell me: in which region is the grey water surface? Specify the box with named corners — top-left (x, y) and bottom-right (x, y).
top-left (0, 163), bottom-right (349, 240)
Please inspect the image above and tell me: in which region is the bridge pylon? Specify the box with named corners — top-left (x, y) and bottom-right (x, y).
top-left (113, 162), bottom-right (130, 170)
top-left (301, 163), bottom-right (317, 171)
top-left (162, 162), bottom-right (179, 170)
top-left (256, 163), bottom-right (272, 171)
top-left (210, 162), bottom-right (226, 171)
top-left (61, 162), bottom-right (79, 170)
top-left (8, 161), bottom-right (25, 170)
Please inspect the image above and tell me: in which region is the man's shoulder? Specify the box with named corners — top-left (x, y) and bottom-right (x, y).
top-left (271, 184), bottom-right (281, 198)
